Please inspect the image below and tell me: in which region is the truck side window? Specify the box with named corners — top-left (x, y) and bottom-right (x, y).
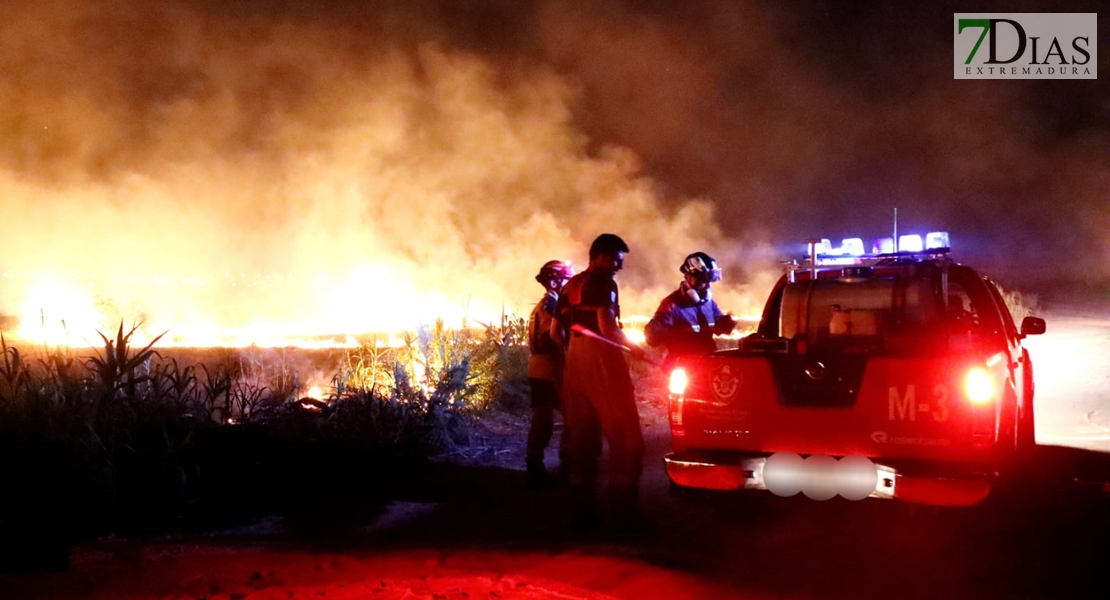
top-left (983, 278), bottom-right (1020, 342)
top-left (945, 286), bottom-right (976, 326)
top-left (948, 266), bottom-right (1006, 347)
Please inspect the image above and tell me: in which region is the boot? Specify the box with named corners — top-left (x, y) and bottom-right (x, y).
top-left (607, 485), bottom-right (656, 541)
top-left (554, 456), bottom-right (570, 486)
top-left (567, 483), bottom-right (602, 533)
top-left (525, 458), bottom-right (549, 489)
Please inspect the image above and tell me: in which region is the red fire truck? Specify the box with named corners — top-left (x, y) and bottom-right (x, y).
top-left (664, 232), bottom-right (1046, 506)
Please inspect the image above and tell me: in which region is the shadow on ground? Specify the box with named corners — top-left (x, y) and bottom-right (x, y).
top-left (4, 441), bottom-right (1110, 600)
top-left (267, 442), bottom-right (1110, 600)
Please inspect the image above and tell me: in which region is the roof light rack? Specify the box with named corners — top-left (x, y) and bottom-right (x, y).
top-left (783, 231), bottom-right (952, 280)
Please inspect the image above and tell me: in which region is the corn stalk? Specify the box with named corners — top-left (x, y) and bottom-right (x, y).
top-left (85, 322), bottom-right (166, 402)
top-left (0, 332), bottom-right (32, 403)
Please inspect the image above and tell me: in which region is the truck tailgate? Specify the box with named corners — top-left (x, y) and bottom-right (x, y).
top-left (674, 352), bottom-right (1004, 464)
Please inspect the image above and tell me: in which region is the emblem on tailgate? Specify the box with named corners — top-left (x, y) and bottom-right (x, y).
top-left (804, 361), bottom-right (827, 381)
top-left (712, 365), bottom-right (740, 401)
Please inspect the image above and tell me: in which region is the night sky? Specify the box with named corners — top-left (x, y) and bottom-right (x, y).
top-left (1, 0), bottom-right (1107, 330)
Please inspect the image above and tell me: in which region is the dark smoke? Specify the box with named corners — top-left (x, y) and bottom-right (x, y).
top-left (539, 0), bottom-right (1109, 291)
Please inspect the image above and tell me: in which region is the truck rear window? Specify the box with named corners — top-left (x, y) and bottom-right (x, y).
top-left (774, 271), bottom-right (998, 356)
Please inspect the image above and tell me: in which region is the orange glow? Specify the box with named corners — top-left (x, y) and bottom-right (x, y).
top-left (14, 275), bottom-right (103, 346)
top-left (0, 8), bottom-right (781, 349)
top-left (623, 325), bottom-right (647, 345)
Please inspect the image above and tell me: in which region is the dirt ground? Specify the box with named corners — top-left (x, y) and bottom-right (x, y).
top-left (2, 411), bottom-right (730, 600)
top-left (1, 369), bottom-right (684, 600)
top-left (5, 541), bottom-right (733, 600)
top-left (4, 295), bottom-right (1110, 600)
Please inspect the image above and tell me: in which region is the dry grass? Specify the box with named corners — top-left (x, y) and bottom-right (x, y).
top-left (0, 314), bottom-right (534, 563)
top-left (998, 287), bottom-right (1041, 323)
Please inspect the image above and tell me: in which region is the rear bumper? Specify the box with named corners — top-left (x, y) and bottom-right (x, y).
top-left (665, 451), bottom-right (993, 506)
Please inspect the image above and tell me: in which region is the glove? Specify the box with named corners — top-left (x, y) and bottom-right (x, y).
top-left (716, 314), bottom-right (737, 334)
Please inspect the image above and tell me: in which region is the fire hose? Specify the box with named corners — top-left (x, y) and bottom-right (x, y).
top-left (569, 324), bottom-right (661, 367)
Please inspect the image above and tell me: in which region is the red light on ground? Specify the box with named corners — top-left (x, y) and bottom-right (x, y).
top-left (894, 476), bottom-right (991, 506)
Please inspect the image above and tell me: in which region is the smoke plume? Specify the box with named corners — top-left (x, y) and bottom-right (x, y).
top-left (0, 0), bottom-right (1106, 344)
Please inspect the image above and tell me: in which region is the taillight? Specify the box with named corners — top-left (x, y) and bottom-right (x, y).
top-left (964, 366), bottom-right (994, 405)
top-left (668, 368), bottom-right (686, 436)
top-left (669, 368), bottom-right (688, 395)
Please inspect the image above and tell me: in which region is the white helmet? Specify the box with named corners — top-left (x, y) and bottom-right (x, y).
top-left (680, 252), bottom-right (722, 283)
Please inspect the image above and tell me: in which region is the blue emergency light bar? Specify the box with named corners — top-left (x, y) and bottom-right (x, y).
top-left (810, 231), bottom-right (950, 266)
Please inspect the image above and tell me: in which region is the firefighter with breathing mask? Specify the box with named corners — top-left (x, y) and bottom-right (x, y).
top-left (645, 251), bottom-right (736, 369)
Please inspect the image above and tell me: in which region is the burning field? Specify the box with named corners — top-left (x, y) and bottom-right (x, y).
top-left (3, 1), bottom-right (1105, 350)
top-left (0, 1), bottom-right (786, 353)
top-left (1, 4), bottom-right (1109, 597)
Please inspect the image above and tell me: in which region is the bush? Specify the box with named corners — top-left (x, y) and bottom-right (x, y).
top-left (0, 314), bottom-right (533, 559)
top-left (996, 285), bottom-right (1041, 323)
top-left (337, 313), bottom-right (530, 413)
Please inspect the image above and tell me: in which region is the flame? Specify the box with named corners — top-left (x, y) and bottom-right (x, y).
top-left (623, 327), bottom-right (647, 346)
top-left (0, 264), bottom-right (770, 349)
top-left (0, 4), bottom-right (783, 350)
top-left (14, 275), bottom-right (103, 346)
top-left (619, 315), bottom-right (760, 349)
top-left (621, 316), bottom-right (649, 346)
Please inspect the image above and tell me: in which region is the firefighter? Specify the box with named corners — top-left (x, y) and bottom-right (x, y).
top-left (552, 233), bottom-right (649, 533)
top-left (525, 259), bottom-right (575, 488)
top-left (644, 251), bottom-right (736, 369)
